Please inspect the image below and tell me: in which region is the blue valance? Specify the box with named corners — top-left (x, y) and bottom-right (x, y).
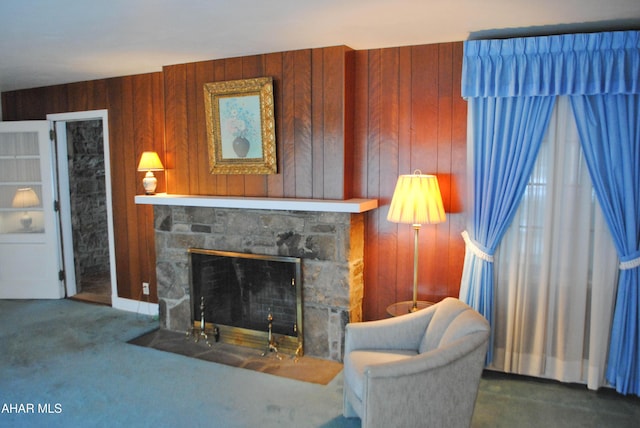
top-left (462, 31), bottom-right (640, 98)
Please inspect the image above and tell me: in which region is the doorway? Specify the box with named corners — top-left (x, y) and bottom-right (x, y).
top-left (47, 110), bottom-right (117, 306)
top-left (66, 119), bottom-right (111, 305)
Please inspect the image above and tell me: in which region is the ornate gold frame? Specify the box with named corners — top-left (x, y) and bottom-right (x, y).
top-left (203, 77), bottom-right (277, 174)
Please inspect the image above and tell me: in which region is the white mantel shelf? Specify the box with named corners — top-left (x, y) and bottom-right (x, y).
top-left (135, 193), bottom-right (378, 213)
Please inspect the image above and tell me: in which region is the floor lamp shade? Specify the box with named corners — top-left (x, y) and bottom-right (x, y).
top-left (387, 173), bottom-right (446, 225)
top-left (387, 172), bottom-right (446, 312)
top-left (137, 151), bottom-right (164, 194)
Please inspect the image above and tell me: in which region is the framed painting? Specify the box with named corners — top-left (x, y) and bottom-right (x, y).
top-left (203, 77), bottom-right (277, 174)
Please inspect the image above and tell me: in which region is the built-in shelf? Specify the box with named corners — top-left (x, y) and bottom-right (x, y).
top-left (135, 193), bottom-right (378, 213)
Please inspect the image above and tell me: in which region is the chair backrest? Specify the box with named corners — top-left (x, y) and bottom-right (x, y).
top-left (418, 297), bottom-right (489, 354)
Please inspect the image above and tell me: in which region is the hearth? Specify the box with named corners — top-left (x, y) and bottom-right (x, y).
top-left (188, 248), bottom-right (303, 356)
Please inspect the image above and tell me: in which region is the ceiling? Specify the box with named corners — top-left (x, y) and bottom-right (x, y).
top-left (1, 0), bottom-right (639, 93)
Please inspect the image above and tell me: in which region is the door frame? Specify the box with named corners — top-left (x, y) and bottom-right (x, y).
top-left (47, 110), bottom-right (158, 316)
top-left (47, 110), bottom-right (117, 303)
top-left (47, 110), bottom-right (118, 306)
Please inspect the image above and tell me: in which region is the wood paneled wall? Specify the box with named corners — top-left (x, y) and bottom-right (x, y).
top-left (1, 73), bottom-right (165, 302)
top-left (163, 45), bottom-right (354, 199)
top-left (353, 43), bottom-right (467, 320)
top-left (1, 42), bottom-right (466, 321)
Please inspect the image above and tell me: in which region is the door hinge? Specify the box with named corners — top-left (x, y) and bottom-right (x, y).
top-left (58, 270), bottom-right (65, 281)
top-left (53, 200), bottom-right (60, 212)
top-left (49, 128), bottom-right (56, 141)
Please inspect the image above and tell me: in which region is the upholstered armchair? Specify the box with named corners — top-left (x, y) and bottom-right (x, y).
top-left (343, 297), bottom-right (490, 428)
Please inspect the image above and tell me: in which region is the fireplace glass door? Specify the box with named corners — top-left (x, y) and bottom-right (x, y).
top-left (189, 248), bottom-right (303, 355)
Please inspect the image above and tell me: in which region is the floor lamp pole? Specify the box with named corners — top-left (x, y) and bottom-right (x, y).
top-left (411, 224), bottom-right (421, 312)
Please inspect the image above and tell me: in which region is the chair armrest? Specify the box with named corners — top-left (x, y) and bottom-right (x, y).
top-left (344, 306), bottom-right (436, 353)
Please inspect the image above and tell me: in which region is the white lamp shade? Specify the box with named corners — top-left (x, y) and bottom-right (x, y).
top-left (12, 187), bottom-right (40, 209)
top-left (387, 173), bottom-right (446, 225)
top-left (137, 151), bottom-right (164, 171)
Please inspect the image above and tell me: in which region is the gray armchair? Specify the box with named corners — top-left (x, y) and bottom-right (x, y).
top-left (343, 297), bottom-right (490, 428)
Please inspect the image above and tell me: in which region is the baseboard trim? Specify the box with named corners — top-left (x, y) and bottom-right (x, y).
top-left (112, 295), bottom-right (158, 316)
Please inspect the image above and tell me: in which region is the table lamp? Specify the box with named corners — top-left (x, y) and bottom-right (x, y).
top-left (137, 151), bottom-right (164, 194)
top-left (12, 187), bottom-right (40, 230)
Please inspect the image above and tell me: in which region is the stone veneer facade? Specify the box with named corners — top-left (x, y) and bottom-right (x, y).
top-left (153, 205), bottom-right (364, 361)
top-left (67, 120), bottom-right (110, 282)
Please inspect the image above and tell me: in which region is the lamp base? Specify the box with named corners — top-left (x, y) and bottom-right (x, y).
top-left (20, 212), bottom-right (32, 230)
top-left (142, 171), bottom-right (158, 195)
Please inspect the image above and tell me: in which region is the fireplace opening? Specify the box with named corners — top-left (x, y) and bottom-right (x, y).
top-left (188, 248), bottom-right (303, 356)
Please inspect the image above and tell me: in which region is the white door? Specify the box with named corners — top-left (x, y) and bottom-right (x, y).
top-left (0, 121), bottom-right (64, 298)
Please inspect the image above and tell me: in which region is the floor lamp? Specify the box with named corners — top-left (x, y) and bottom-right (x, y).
top-left (387, 171), bottom-right (446, 313)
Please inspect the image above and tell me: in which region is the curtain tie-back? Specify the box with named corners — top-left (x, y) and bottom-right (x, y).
top-left (619, 250), bottom-right (640, 270)
top-left (462, 230), bottom-right (494, 263)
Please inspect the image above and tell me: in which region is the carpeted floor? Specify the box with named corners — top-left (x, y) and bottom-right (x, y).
top-left (1, 299), bottom-right (639, 428)
top-left (0, 299), bottom-right (357, 428)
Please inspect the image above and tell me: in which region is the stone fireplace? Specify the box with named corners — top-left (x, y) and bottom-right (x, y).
top-left (139, 194), bottom-right (377, 361)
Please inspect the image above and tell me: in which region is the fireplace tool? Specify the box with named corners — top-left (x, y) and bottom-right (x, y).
top-left (186, 296), bottom-right (219, 347)
top-left (261, 310), bottom-right (282, 360)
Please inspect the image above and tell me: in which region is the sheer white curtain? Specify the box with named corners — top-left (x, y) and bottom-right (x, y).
top-left (489, 97), bottom-right (620, 390)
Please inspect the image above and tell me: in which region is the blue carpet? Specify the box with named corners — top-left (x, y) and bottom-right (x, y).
top-left (0, 299), bottom-right (358, 428)
top-left (2, 299), bottom-right (639, 428)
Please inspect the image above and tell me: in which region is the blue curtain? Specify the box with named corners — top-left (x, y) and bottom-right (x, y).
top-left (459, 96), bottom-right (554, 363)
top-left (571, 94), bottom-right (640, 395)
top-left (461, 31), bottom-right (640, 372)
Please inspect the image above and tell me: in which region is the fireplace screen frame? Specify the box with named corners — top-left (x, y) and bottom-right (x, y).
top-left (188, 248), bottom-right (303, 356)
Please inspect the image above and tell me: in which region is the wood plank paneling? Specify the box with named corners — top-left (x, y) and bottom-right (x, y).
top-left (343, 49), bottom-right (355, 199)
top-left (354, 42), bottom-right (466, 320)
top-left (105, 77), bottom-right (130, 298)
top-left (160, 46), bottom-right (352, 200)
top-left (365, 48), bottom-right (383, 317)
top-left (185, 63), bottom-right (200, 194)
top-left (3, 42), bottom-right (466, 321)
top-left (164, 64), bottom-right (190, 195)
top-left (121, 76), bottom-right (143, 299)
top-left (377, 48), bottom-right (401, 312)
top-left (353, 50), bottom-right (373, 317)
top-left (432, 44), bottom-right (454, 299)
top-left (265, 52), bottom-right (284, 197)
top-left (322, 46), bottom-right (347, 199)
top-left (293, 49), bottom-right (312, 198)
top-left (66, 82), bottom-right (89, 112)
top-left (311, 48), bottom-right (326, 199)
top-left (281, 51), bottom-right (297, 198)
top-left (449, 42), bottom-right (468, 297)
